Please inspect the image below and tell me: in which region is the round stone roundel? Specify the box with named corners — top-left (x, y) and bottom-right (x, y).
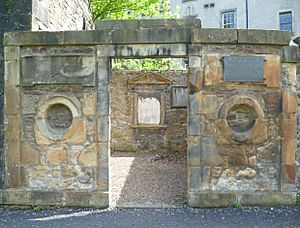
top-left (226, 104), bottom-right (258, 133)
top-left (47, 104), bottom-right (73, 131)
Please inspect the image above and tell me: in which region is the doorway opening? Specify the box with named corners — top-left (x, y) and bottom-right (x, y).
top-left (109, 57), bottom-right (188, 208)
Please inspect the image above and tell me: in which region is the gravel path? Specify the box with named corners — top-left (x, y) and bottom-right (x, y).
top-left (110, 152), bottom-right (187, 208)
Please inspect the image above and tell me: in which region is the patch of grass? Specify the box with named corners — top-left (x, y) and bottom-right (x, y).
top-left (235, 202), bottom-right (242, 208)
top-left (33, 205), bottom-right (44, 212)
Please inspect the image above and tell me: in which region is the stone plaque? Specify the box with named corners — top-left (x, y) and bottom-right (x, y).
top-left (171, 86), bottom-right (188, 108)
top-left (22, 56), bottom-right (95, 86)
top-left (224, 56), bottom-right (264, 82)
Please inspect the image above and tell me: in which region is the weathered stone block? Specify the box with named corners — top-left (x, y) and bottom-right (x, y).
top-left (98, 117), bottom-right (110, 142)
top-left (283, 91), bottom-right (296, 114)
top-left (63, 118), bottom-right (87, 144)
top-left (200, 136), bottom-right (223, 166)
top-left (282, 163), bottom-right (296, 184)
top-left (249, 119), bottom-right (268, 144)
top-left (97, 58), bottom-right (110, 88)
top-left (61, 166), bottom-right (77, 177)
top-left (219, 147), bottom-right (248, 166)
top-left (83, 93), bottom-right (97, 115)
top-left (188, 167), bottom-right (200, 190)
top-left (97, 167), bottom-right (109, 191)
top-left (240, 192), bottom-right (297, 206)
top-left (6, 140), bottom-right (20, 166)
top-left (98, 142), bottom-right (109, 165)
top-left (282, 138), bottom-right (296, 164)
top-left (257, 142), bottom-right (280, 164)
top-left (47, 146), bottom-right (68, 165)
top-left (7, 166), bottom-right (21, 188)
top-left (188, 192), bottom-right (236, 208)
top-left (6, 116), bottom-right (20, 142)
top-left (21, 142), bottom-right (40, 165)
top-left (97, 92), bottom-right (109, 117)
top-left (78, 144), bottom-right (97, 167)
top-left (2, 190), bottom-right (31, 205)
top-left (264, 55), bottom-right (280, 87)
top-left (4, 31), bottom-right (64, 46)
top-left (200, 94), bottom-right (218, 115)
top-left (189, 93), bottom-right (201, 115)
top-left (281, 46), bottom-right (298, 63)
top-left (188, 115), bottom-right (203, 136)
top-left (31, 191), bottom-right (63, 206)
top-left (5, 61), bottom-right (20, 87)
top-left (188, 136), bottom-right (201, 167)
top-left (238, 30), bottom-right (290, 45)
top-left (65, 191), bottom-right (109, 207)
top-left (5, 86), bottom-right (20, 114)
top-left (204, 54), bottom-right (223, 86)
top-left (282, 115), bottom-right (297, 138)
top-left (4, 46), bottom-right (20, 61)
top-left (63, 31), bottom-right (109, 45)
top-left (189, 68), bottom-right (202, 93)
top-left (188, 44), bottom-right (202, 56)
top-left (189, 56), bottom-right (201, 68)
top-left (193, 29), bottom-right (237, 44)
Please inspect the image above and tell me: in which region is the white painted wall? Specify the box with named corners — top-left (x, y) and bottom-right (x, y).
top-left (170, 0), bottom-right (300, 38)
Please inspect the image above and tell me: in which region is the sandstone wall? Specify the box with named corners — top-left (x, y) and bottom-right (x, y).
top-left (0, 0), bottom-right (93, 190)
top-left (32, 0), bottom-right (93, 31)
top-left (0, 0), bottom-right (33, 189)
top-left (110, 70), bottom-right (188, 153)
top-left (2, 19), bottom-right (298, 207)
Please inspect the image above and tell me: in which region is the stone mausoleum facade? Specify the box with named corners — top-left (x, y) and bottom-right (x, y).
top-left (110, 70), bottom-right (188, 153)
top-left (2, 19), bottom-right (299, 207)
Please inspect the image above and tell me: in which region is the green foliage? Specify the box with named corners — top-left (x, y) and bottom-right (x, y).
top-left (235, 202), bottom-right (242, 208)
top-left (33, 205), bottom-right (44, 212)
top-left (90, 0), bottom-right (177, 21)
top-left (112, 58), bottom-right (186, 71)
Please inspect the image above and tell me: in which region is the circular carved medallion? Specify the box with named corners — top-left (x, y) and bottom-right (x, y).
top-left (226, 104), bottom-right (258, 133)
top-left (47, 104), bottom-right (73, 132)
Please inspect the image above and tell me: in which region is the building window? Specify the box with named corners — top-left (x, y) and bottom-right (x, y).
top-left (222, 10), bottom-right (236, 28)
top-left (279, 11), bottom-right (292, 32)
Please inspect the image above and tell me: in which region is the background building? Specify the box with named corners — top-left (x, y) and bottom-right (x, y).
top-left (170, 0), bottom-right (300, 39)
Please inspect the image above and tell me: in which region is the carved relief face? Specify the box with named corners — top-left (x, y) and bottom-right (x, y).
top-left (226, 104), bottom-right (258, 133)
top-left (47, 103), bottom-right (73, 132)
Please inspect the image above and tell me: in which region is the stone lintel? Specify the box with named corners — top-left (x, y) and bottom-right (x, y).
top-left (4, 27), bottom-right (291, 46)
top-left (193, 29), bottom-right (290, 45)
top-left (188, 192), bottom-right (297, 207)
top-left (237, 29), bottom-right (291, 45)
top-left (95, 19), bottom-right (202, 30)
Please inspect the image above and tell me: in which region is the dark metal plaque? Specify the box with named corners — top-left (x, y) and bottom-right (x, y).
top-left (224, 56), bottom-right (264, 82)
